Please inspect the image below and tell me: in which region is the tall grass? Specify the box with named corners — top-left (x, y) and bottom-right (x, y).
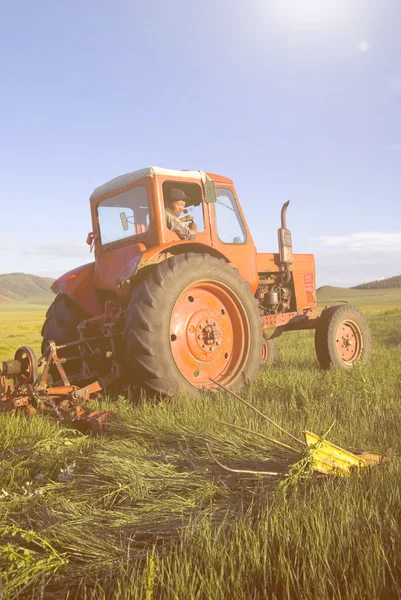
top-left (0, 308), bottom-right (400, 598)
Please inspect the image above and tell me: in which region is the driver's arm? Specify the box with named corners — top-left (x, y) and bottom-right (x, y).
top-left (166, 211), bottom-right (196, 240)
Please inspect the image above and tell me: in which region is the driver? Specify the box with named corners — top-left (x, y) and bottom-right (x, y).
top-left (165, 188), bottom-right (197, 240)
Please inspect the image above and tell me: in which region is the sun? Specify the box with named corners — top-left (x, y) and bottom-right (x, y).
top-left (267, 0), bottom-right (347, 30)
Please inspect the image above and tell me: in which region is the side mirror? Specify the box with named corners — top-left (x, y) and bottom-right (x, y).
top-left (278, 201), bottom-right (293, 266)
top-left (200, 171), bottom-right (217, 203)
top-left (86, 232), bottom-right (95, 253)
top-left (120, 211), bottom-right (129, 231)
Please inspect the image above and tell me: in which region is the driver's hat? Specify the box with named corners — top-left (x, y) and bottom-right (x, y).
top-left (169, 188), bottom-right (191, 203)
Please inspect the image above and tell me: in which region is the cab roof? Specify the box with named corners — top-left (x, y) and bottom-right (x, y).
top-left (90, 166), bottom-right (233, 202)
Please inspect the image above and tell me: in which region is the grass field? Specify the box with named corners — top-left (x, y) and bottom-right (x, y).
top-left (0, 296), bottom-right (400, 599)
top-left (0, 305), bottom-right (47, 360)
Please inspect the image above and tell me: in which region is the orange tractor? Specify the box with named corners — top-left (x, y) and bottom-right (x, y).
top-left (38, 166), bottom-right (371, 397)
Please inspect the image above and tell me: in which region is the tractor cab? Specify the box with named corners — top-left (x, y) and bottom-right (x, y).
top-left (88, 167), bottom-right (259, 297)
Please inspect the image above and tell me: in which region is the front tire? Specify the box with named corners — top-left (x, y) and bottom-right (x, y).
top-left (123, 253), bottom-right (264, 396)
top-left (262, 340), bottom-right (275, 365)
top-left (315, 305), bottom-right (372, 370)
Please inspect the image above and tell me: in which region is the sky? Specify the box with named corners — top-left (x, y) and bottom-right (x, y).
top-left (0, 0), bottom-right (400, 287)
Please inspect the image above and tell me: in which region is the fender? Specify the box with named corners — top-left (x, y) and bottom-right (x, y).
top-left (116, 241), bottom-right (230, 290)
top-left (51, 262), bottom-right (103, 317)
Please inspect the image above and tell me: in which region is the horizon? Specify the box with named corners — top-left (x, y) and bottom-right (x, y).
top-left (1, 270), bottom-right (400, 291)
top-left (1, 0), bottom-right (400, 287)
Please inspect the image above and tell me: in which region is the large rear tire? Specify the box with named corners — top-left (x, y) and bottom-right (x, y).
top-left (41, 294), bottom-right (86, 378)
top-left (315, 305), bottom-right (372, 370)
top-left (123, 253), bottom-right (264, 396)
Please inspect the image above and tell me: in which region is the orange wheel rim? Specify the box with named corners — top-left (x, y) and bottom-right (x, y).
top-left (261, 342), bottom-right (269, 363)
top-left (335, 319), bottom-right (363, 364)
top-left (169, 281), bottom-right (250, 388)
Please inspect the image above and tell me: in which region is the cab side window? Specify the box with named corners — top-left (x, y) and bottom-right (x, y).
top-left (215, 188), bottom-right (247, 244)
top-left (97, 185), bottom-right (149, 245)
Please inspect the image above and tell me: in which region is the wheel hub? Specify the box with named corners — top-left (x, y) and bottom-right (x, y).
top-left (336, 320), bottom-right (363, 364)
top-left (186, 311), bottom-right (226, 361)
top-left (199, 321), bottom-right (222, 346)
top-left (342, 336), bottom-right (352, 349)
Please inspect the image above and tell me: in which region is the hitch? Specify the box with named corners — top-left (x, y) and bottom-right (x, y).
top-left (0, 342), bottom-right (111, 434)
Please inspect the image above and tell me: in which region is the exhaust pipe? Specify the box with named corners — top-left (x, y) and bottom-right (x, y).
top-left (281, 200), bottom-right (290, 230)
top-left (278, 201), bottom-right (293, 283)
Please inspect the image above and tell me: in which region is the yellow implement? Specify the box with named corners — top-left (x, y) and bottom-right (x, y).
top-left (304, 431), bottom-right (387, 476)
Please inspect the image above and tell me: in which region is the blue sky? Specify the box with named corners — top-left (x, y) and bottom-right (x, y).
top-left (0, 0), bottom-right (400, 287)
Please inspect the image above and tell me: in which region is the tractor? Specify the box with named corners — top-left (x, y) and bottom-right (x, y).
top-left (40, 166), bottom-right (372, 397)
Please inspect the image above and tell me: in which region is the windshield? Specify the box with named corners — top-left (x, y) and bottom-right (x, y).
top-left (97, 185), bottom-right (149, 245)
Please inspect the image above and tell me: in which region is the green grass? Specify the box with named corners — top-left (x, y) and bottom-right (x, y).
top-left (0, 305), bottom-right (47, 359)
top-left (0, 303), bottom-right (401, 599)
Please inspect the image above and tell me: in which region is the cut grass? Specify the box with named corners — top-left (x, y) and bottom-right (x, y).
top-left (0, 304), bottom-right (400, 598)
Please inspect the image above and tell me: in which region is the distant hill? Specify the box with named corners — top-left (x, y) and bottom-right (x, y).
top-left (317, 285), bottom-right (401, 311)
top-left (352, 275), bottom-right (401, 290)
top-left (0, 273), bottom-right (55, 304)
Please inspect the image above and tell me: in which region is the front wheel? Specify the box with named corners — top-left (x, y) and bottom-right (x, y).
top-left (123, 253), bottom-right (264, 396)
top-left (315, 305), bottom-right (372, 370)
top-left (262, 340), bottom-right (275, 365)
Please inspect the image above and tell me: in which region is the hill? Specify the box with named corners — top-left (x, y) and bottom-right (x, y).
top-left (352, 274), bottom-right (401, 290)
top-left (317, 285), bottom-right (401, 311)
top-left (0, 273), bottom-right (55, 304)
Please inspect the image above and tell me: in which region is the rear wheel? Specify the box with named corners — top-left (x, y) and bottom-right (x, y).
top-left (123, 253), bottom-right (264, 396)
top-left (315, 305), bottom-right (372, 370)
top-left (41, 294), bottom-right (86, 379)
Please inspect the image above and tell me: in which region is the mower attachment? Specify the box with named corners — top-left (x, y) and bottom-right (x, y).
top-left (303, 431), bottom-right (388, 476)
top-left (0, 343), bottom-right (111, 434)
